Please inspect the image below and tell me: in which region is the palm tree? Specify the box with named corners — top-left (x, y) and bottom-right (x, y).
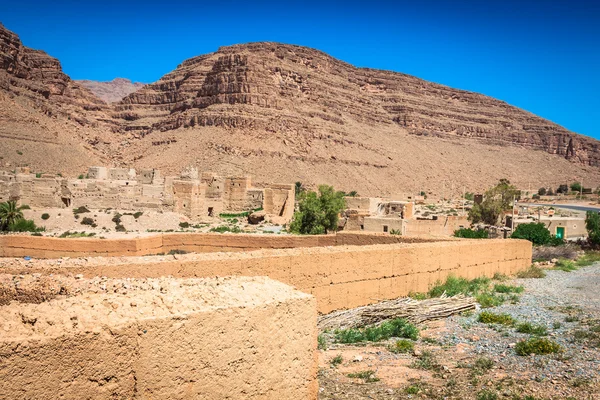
top-left (0, 200), bottom-right (25, 231)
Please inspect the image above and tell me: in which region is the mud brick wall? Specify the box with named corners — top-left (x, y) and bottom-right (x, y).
top-left (1, 238), bottom-right (532, 314)
top-left (0, 276), bottom-right (317, 400)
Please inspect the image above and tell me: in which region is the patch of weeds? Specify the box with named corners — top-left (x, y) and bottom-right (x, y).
top-left (330, 354), bottom-right (343, 368)
top-left (317, 334), bottom-right (327, 350)
top-left (168, 249), bottom-right (188, 255)
top-left (389, 339), bottom-right (414, 354)
top-left (59, 231), bottom-right (96, 238)
top-left (428, 275), bottom-right (490, 298)
top-left (508, 294), bottom-right (520, 304)
top-left (515, 337), bottom-right (562, 356)
top-left (492, 272), bottom-right (509, 281)
top-left (478, 311), bottom-right (515, 326)
top-left (408, 291), bottom-right (428, 300)
top-left (476, 292), bottom-right (505, 308)
top-left (476, 389), bottom-right (498, 400)
top-left (565, 315), bottom-right (580, 322)
top-left (115, 224), bottom-right (126, 232)
top-left (133, 211), bottom-right (143, 219)
top-left (410, 350), bottom-right (441, 371)
top-left (421, 337), bottom-right (440, 345)
top-left (554, 259), bottom-right (577, 272)
top-left (209, 225), bottom-right (242, 233)
top-left (347, 370), bottom-right (379, 383)
top-left (471, 357), bottom-right (494, 375)
top-left (494, 284), bottom-right (524, 294)
top-left (574, 252), bottom-right (600, 267)
top-left (73, 206), bottom-right (90, 214)
top-left (112, 213), bottom-right (122, 224)
top-left (570, 377), bottom-right (590, 388)
top-left (179, 222), bottom-right (190, 228)
top-left (405, 382), bottom-right (423, 394)
top-left (31, 232), bottom-right (43, 236)
top-left (516, 265), bottom-right (546, 278)
top-left (461, 310), bottom-right (474, 317)
top-left (516, 322), bottom-right (548, 336)
top-left (552, 322), bottom-right (562, 329)
top-left (335, 318), bottom-right (419, 343)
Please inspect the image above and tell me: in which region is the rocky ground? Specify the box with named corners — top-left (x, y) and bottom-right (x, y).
top-left (318, 264), bottom-right (600, 399)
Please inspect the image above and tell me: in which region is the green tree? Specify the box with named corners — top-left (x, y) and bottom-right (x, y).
top-left (294, 182), bottom-right (305, 197)
top-left (556, 184), bottom-right (569, 194)
top-left (289, 185), bottom-right (346, 234)
top-left (0, 200), bottom-right (26, 231)
top-left (468, 179), bottom-right (519, 225)
top-left (586, 211), bottom-right (600, 246)
top-left (570, 182), bottom-right (582, 193)
top-left (538, 187), bottom-right (547, 196)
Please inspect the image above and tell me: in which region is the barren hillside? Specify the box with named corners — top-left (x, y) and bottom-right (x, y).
top-left (1, 24), bottom-right (599, 194)
top-left (77, 78), bottom-right (145, 103)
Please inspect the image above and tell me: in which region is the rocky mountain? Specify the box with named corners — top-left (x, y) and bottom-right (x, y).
top-left (77, 78), bottom-right (145, 103)
top-left (1, 24), bottom-right (599, 195)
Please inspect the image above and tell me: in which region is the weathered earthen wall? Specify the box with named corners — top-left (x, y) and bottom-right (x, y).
top-left (0, 276), bottom-right (317, 400)
top-left (1, 237), bottom-right (532, 314)
top-left (0, 232), bottom-right (446, 258)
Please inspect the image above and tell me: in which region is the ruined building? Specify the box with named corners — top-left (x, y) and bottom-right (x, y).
top-left (0, 167), bottom-right (294, 222)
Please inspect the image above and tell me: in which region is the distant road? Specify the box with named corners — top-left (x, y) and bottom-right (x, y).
top-left (519, 203), bottom-right (600, 213)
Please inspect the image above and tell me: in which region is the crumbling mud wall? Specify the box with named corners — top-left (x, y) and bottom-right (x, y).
top-left (0, 232), bottom-right (450, 258)
top-left (0, 275), bottom-right (317, 400)
top-left (1, 239), bottom-right (532, 314)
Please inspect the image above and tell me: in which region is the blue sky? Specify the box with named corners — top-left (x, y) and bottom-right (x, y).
top-left (1, 0), bottom-right (599, 139)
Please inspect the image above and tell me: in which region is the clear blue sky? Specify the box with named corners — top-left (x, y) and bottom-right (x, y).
top-left (1, 0), bottom-right (599, 139)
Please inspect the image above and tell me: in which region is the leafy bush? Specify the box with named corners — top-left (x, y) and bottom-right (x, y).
top-left (179, 222), bottom-right (190, 228)
top-left (515, 337), bottom-right (562, 356)
top-left (133, 211), bottom-right (143, 219)
top-left (494, 284), bottom-right (524, 294)
top-left (472, 357), bottom-right (494, 375)
top-left (586, 211), bottom-right (600, 246)
top-left (335, 318), bottom-right (419, 343)
top-left (115, 224), bottom-right (126, 232)
top-left (41, 213), bottom-right (50, 220)
top-left (330, 354), bottom-right (343, 367)
top-left (516, 322), bottom-right (548, 336)
top-left (389, 339), bottom-right (415, 354)
top-left (511, 223), bottom-right (553, 245)
top-left (111, 212), bottom-right (122, 224)
top-left (73, 206), bottom-right (90, 214)
top-left (0, 200), bottom-right (27, 230)
top-left (570, 182), bottom-right (582, 192)
top-left (8, 219), bottom-right (44, 232)
top-left (289, 185), bottom-right (346, 234)
top-left (478, 311), bottom-right (515, 325)
top-left (410, 351), bottom-right (440, 371)
top-left (317, 334), bottom-right (327, 350)
top-left (454, 228), bottom-right (489, 238)
top-left (428, 275), bottom-right (489, 298)
top-left (80, 217), bottom-right (95, 226)
top-left (554, 259), bottom-right (577, 272)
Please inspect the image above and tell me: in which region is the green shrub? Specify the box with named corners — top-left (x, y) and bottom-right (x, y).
top-left (80, 217), bottom-right (95, 226)
top-left (472, 357), bottom-right (494, 375)
top-left (515, 337), bottom-right (562, 356)
top-left (330, 354), bottom-right (343, 367)
top-left (454, 228), bottom-right (489, 238)
top-left (8, 219), bottom-right (44, 232)
top-left (478, 311), bottom-right (515, 325)
top-left (586, 211), bottom-right (600, 245)
top-left (179, 222), bottom-right (190, 228)
top-left (168, 249), bottom-right (188, 255)
top-left (516, 322), bottom-right (548, 336)
top-left (516, 265), bottom-right (546, 279)
top-left (410, 351), bottom-right (440, 371)
top-left (115, 224), bottom-right (126, 232)
top-left (476, 292), bottom-right (505, 308)
top-left (494, 284), bottom-right (524, 294)
top-left (389, 339), bottom-right (415, 354)
top-left (133, 211), bottom-right (143, 219)
top-left (317, 334), bottom-right (327, 350)
top-left (575, 252), bottom-right (600, 267)
top-left (428, 275), bottom-right (490, 298)
top-left (335, 318), bottom-right (419, 343)
top-left (73, 206), bottom-right (90, 214)
top-left (112, 212), bottom-right (122, 224)
top-left (477, 389), bottom-right (498, 400)
top-left (41, 213), bottom-right (50, 220)
top-left (511, 223), bottom-right (553, 245)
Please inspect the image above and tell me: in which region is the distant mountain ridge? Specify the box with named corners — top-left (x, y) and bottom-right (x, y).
top-left (77, 78), bottom-right (145, 103)
top-left (0, 24), bottom-right (599, 195)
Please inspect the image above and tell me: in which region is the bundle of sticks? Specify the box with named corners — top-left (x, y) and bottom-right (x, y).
top-left (317, 294), bottom-right (476, 331)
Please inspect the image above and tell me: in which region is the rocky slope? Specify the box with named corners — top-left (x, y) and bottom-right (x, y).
top-left (1, 24), bottom-right (599, 194)
top-left (78, 78), bottom-right (145, 103)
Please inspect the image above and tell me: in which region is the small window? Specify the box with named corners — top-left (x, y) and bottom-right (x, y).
top-left (383, 225), bottom-right (388, 233)
top-left (360, 225), bottom-right (364, 230)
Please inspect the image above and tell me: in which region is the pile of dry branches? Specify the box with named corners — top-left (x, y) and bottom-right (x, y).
top-left (317, 294), bottom-right (476, 331)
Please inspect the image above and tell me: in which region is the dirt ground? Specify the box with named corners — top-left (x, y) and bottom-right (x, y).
top-left (317, 264), bottom-right (600, 400)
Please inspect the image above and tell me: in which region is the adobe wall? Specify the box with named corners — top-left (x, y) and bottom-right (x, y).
top-left (1, 238), bottom-right (532, 314)
top-left (0, 232), bottom-right (446, 258)
top-left (0, 275), bottom-right (317, 400)
top-left (405, 215), bottom-right (470, 236)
